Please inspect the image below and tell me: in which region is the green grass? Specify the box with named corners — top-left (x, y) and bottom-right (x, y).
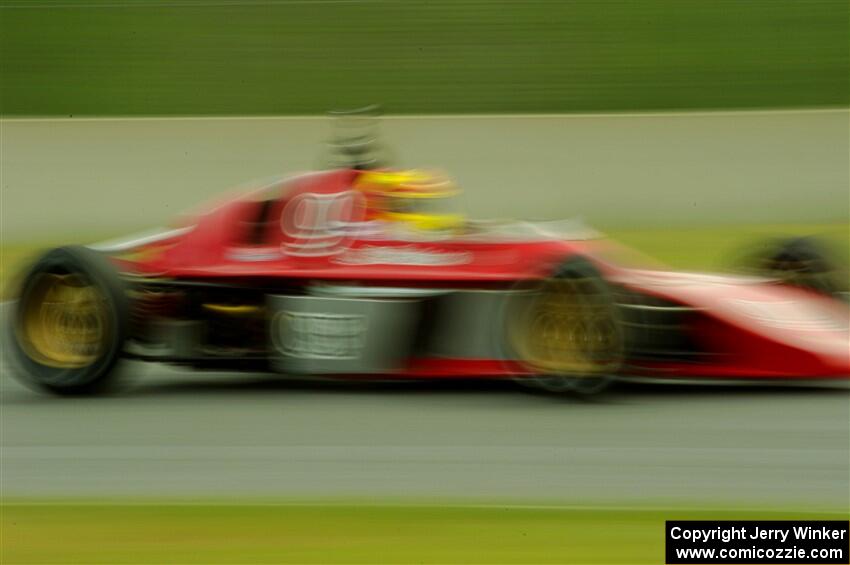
top-left (605, 223), bottom-right (849, 271)
top-left (1, 502), bottom-right (845, 564)
top-left (1, 0), bottom-right (847, 116)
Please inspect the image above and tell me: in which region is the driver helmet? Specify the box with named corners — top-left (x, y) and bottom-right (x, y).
top-left (353, 169), bottom-right (463, 231)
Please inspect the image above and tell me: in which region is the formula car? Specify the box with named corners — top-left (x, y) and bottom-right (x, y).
top-left (6, 114), bottom-right (849, 395)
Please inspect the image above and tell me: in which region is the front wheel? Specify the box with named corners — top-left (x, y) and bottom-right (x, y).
top-left (507, 258), bottom-right (624, 395)
top-left (6, 246), bottom-right (129, 395)
top-left (734, 236), bottom-right (847, 300)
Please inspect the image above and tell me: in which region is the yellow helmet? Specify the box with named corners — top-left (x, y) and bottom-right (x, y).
top-left (354, 169), bottom-right (463, 231)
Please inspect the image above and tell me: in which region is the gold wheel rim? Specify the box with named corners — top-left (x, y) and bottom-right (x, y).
top-left (511, 277), bottom-right (622, 375)
top-left (19, 273), bottom-right (109, 368)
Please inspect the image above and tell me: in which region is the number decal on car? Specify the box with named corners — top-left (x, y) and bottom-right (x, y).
top-left (280, 190), bottom-right (364, 256)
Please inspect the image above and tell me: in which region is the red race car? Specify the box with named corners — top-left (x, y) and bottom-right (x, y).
top-left (7, 123), bottom-right (849, 396)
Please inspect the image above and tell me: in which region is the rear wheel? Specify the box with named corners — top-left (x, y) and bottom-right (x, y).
top-left (508, 258), bottom-right (624, 395)
top-left (7, 246), bottom-right (129, 395)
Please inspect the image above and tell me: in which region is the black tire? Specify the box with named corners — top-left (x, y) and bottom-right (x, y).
top-left (508, 257), bottom-right (624, 395)
top-left (6, 246), bottom-right (129, 395)
top-left (736, 237), bottom-right (847, 298)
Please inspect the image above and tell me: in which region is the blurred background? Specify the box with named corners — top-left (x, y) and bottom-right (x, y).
top-left (1, 1), bottom-right (848, 563)
top-left (1, 0), bottom-right (847, 115)
top-left (1, 0), bottom-right (847, 267)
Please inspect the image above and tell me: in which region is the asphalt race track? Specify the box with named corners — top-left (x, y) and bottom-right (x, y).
top-left (2, 328), bottom-right (848, 507)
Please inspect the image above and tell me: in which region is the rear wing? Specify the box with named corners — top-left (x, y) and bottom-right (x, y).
top-left (322, 105), bottom-right (393, 170)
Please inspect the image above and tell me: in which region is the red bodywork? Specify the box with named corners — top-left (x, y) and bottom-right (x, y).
top-left (123, 169), bottom-right (850, 382)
